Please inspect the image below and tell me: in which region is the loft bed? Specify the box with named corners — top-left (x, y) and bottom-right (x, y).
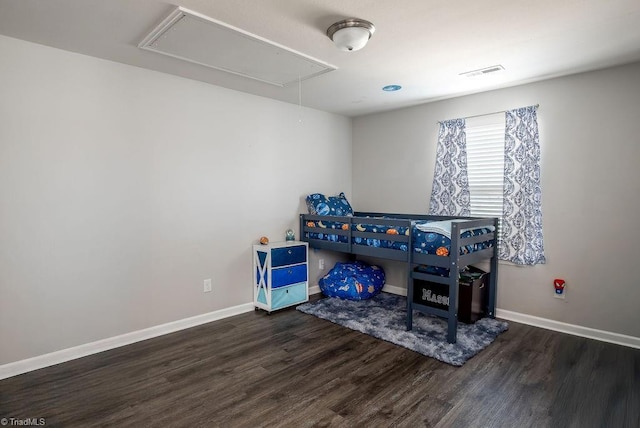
top-left (299, 211), bottom-right (498, 343)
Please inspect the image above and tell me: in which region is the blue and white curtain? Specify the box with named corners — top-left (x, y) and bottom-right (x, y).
top-left (501, 106), bottom-right (546, 265)
top-left (428, 119), bottom-right (471, 216)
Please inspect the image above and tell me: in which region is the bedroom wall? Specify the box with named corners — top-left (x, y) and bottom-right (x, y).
top-left (0, 35), bottom-right (351, 365)
top-left (352, 61), bottom-right (640, 339)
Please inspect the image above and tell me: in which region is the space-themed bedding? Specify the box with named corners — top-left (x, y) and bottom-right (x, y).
top-left (303, 218), bottom-right (494, 256)
top-left (303, 219), bottom-right (349, 243)
top-left (412, 220), bottom-right (494, 256)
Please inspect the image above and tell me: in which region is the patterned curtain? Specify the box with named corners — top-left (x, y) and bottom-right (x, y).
top-left (428, 119), bottom-right (471, 216)
top-left (501, 106), bottom-right (546, 265)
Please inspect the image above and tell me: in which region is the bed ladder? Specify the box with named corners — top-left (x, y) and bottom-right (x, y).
top-left (406, 219), bottom-right (498, 344)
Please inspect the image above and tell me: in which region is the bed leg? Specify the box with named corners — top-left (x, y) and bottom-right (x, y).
top-left (406, 265), bottom-right (414, 331)
top-left (488, 258), bottom-right (498, 319)
top-left (447, 243), bottom-right (459, 344)
top-left (487, 217), bottom-right (499, 319)
top-left (447, 315), bottom-right (458, 344)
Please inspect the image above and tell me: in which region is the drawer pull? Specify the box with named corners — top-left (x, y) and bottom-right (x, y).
top-left (288, 249), bottom-right (292, 254)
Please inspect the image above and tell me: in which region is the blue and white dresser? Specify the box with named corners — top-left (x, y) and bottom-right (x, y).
top-left (253, 241), bottom-right (309, 313)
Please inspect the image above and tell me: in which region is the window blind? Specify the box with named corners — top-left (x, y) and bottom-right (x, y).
top-left (465, 113), bottom-right (505, 221)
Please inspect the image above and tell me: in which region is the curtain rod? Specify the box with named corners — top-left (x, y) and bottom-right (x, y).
top-left (437, 104), bottom-right (539, 124)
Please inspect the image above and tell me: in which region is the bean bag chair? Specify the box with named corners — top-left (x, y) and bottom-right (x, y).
top-left (319, 261), bottom-right (385, 300)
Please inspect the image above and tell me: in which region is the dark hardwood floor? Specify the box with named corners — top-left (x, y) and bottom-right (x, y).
top-left (1, 300), bottom-right (639, 427)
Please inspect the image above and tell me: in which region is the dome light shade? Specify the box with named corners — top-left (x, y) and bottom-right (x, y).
top-left (327, 18), bottom-right (375, 52)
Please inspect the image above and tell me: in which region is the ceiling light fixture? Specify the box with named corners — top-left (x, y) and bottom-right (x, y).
top-left (327, 18), bottom-right (375, 52)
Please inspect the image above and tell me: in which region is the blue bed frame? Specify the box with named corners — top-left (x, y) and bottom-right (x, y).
top-left (300, 212), bottom-right (499, 344)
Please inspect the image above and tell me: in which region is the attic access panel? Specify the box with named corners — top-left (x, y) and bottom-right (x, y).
top-left (139, 7), bottom-right (336, 87)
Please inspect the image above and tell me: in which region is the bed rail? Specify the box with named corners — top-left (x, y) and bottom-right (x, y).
top-left (301, 214), bottom-right (415, 261)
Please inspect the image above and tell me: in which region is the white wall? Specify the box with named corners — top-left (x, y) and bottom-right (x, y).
top-left (0, 35), bottom-right (352, 365)
top-left (353, 62), bottom-right (640, 338)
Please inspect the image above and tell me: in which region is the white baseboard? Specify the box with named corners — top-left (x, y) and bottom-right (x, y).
top-left (496, 309), bottom-right (640, 349)
top-left (382, 284), bottom-right (407, 296)
top-left (0, 302), bottom-right (255, 381)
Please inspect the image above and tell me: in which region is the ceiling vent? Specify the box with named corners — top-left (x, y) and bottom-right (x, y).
top-left (139, 7), bottom-right (336, 87)
top-left (460, 65), bottom-right (505, 78)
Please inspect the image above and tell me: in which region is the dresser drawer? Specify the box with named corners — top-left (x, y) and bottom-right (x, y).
top-left (271, 283), bottom-right (307, 310)
top-left (271, 245), bottom-right (306, 267)
top-left (272, 264), bottom-right (307, 288)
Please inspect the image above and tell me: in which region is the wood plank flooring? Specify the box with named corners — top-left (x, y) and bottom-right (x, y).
top-left (1, 302), bottom-right (639, 427)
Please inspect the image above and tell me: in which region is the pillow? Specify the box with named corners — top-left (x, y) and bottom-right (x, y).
top-left (306, 192), bottom-right (354, 216)
top-left (306, 193), bottom-right (331, 215)
top-left (327, 192), bottom-right (354, 216)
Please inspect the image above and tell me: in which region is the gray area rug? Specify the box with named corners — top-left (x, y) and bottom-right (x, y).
top-left (297, 293), bottom-right (508, 366)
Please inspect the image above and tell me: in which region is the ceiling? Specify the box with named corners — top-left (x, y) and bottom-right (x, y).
top-left (1, 0), bottom-right (639, 117)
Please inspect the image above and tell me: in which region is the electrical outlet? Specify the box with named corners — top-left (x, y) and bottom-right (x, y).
top-left (203, 278), bottom-right (212, 293)
top-left (319, 259), bottom-right (325, 270)
top-left (554, 290), bottom-right (566, 299)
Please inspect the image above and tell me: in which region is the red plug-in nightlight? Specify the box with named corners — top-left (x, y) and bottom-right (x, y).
top-left (554, 279), bottom-right (566, 295)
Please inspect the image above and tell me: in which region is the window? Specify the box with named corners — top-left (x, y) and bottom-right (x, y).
top-left (465, 113), bottom-right (505, 220)
top-left (430, 106), bottom-right (544, 264)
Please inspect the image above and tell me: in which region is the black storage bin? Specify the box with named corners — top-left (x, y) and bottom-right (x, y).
top-left (412, 265), bottom-right (488, 324)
